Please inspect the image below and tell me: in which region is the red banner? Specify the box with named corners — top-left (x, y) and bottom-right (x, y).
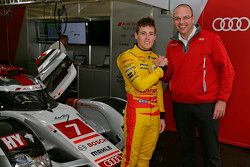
top-left (198, 0), bottom-right (250, 149)
top-left (0, 6), bottom-right (25, 64)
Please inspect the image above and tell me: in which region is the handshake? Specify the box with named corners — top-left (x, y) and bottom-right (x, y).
top-left (156, 56), bottom-right (168, 67)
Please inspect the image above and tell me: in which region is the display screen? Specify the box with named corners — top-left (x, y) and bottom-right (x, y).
top-left (36, 20), bottom-right (109, 46)
top-left (47, 22), bottom-right (59, 40)
top-left (88, 20), bottom-right (110, 46)
top-left (61, 22), bottom-right (87, 45)
top-left (36, 22), bottom-right (47, 39)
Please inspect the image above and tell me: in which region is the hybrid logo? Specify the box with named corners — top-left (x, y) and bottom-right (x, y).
top-left (212, 17), bottom-right (250, 31)
top-left (0, 133), bottom-right (27, 151)
top-left (103, 154), bottom-right (122, 167)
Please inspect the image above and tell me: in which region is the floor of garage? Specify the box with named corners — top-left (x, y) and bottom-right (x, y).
top-left (150, 131), bottom-right (250, 167)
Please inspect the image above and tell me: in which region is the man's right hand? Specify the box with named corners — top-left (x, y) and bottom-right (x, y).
top-left (156, 56), bottom-right (168, 67)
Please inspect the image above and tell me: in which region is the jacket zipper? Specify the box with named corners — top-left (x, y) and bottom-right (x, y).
top-left (203, 55), bottom-right (207, 93)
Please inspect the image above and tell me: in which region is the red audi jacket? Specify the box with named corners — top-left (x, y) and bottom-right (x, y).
top-left (163, 25), bottom-right (235, 103)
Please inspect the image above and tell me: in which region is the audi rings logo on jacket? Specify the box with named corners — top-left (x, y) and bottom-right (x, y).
top-left (104, 154), bottom-right (122, 167)
top-left (212, 17), bottom-right (250, 31)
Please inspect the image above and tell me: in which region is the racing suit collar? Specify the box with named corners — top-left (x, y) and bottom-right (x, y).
top-left (135, 43), bottom-right (152, 52)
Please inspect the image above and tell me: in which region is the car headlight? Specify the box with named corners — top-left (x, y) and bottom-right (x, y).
top-left (33, 153), bottom-right (51, 167)
top-left (13, 153), bottom-right (51, 167)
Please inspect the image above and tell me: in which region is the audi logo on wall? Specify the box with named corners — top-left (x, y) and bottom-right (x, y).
top-left (212, 17), bottom-right (250, 31)
top-left (103, 154), bottom-right (122, 167)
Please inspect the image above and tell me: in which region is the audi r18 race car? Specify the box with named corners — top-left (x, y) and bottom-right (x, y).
top-left (0, 49), bottom-right (166, 167)
top-left (35, 49), bottom-right (166, 167)
top-left (0, 64), bottom-right (124, 167)
top-left (35, 49), bottom-right (125, 151)
top-left (35, 49), bottom-right (125, 148)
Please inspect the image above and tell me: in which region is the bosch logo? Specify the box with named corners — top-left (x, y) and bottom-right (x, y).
top-left (212, 17), bottom-right (250, 31)
top-left (104, 154), bottom-right (122, 167)
top-left (87, 138), bottom-right (108, 147)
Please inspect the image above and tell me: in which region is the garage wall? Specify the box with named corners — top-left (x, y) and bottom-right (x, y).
top-left (110, 0), bottom-right (174, 99)
top-left (110, 0), bottom-right (155, 98)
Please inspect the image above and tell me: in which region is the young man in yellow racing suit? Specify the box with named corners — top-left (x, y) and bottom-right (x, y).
top-left (117, 17), bottom-right (168, 167)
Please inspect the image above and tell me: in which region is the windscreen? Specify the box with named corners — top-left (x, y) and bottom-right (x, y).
top-left (0, 89), bottom-right (58, 111)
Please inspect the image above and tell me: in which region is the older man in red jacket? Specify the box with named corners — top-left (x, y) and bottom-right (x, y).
top-left (163, 4), bottom-right (234, 167)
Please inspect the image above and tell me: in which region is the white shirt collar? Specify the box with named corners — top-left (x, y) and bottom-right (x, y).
top-left (178, 25), bottom-right (197, 47)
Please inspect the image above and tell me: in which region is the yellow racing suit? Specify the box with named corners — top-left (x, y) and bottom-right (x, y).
top-left (117, 45), bottom-right (165, 167)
